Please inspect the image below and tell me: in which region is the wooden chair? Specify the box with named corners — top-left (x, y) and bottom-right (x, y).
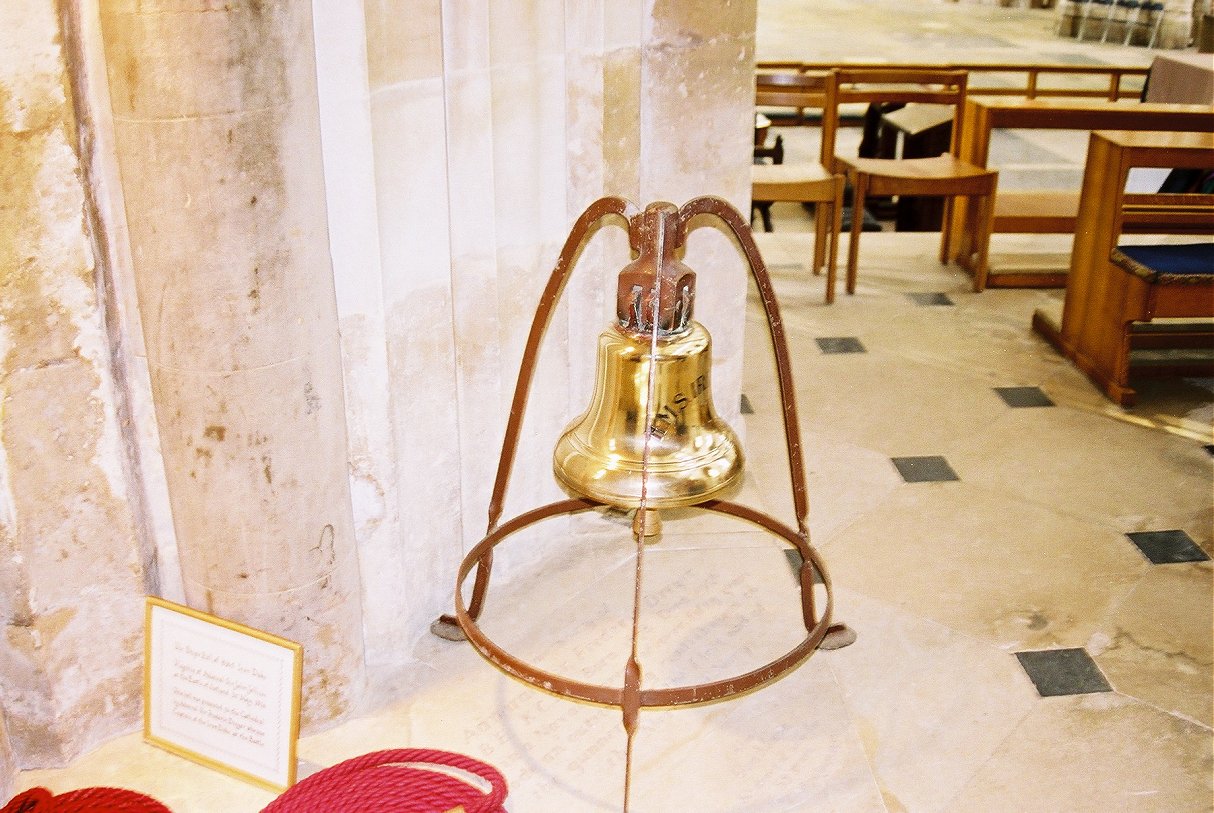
top-left (821, 68), bottom-right (999, 300)
top-left (752, 161), bottom-right (845, 300)
top-left (751, 74), bottom-right (846, 302)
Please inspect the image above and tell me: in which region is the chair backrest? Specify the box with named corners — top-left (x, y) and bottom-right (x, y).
top-left (820, 68), bottom-right (969, 171)
top-left (755, 72), bottom-right (826, 122)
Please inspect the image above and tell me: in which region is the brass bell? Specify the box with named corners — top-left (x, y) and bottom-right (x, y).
top-left (553, 322), bottom-right (742, 509)
top-left (553, 203), bottom-right (742, 508)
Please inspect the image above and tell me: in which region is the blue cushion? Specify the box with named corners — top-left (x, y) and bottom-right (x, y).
top-left (1115, 243), bottom-right (1214, 279)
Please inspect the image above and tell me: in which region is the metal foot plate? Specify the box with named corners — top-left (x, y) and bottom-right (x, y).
top-left (818, 623), bottom-right (858, 650)
top-left (430, 616), bottom-right (467, 642)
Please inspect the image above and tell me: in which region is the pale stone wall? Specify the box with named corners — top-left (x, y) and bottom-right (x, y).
top-left (0, 716), bottom-right (12, 798)
top-left (312, 0), bottom-right (403, 665)
top-left (0, 0), bottom-right (150, 772)
top-left (97, 0), bottom-right (366, 727)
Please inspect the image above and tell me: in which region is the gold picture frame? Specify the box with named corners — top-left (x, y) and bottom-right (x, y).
top-left (143, 596), bottom-right (303, 792)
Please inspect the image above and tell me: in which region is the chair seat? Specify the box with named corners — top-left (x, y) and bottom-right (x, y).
top-left (749, 161), bottom-right (843, 294)
top-left (752, 163), bottom-right (839, 201)
top-left (839, 154), bottom-right (997, 196)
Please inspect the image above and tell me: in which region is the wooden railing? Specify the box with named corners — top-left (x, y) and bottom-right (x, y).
top-left (755, 61), bottom-right (1151, 118)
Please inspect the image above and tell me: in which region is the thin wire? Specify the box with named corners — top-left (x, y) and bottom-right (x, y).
top-left (623, 219), bottom-right (665, 813)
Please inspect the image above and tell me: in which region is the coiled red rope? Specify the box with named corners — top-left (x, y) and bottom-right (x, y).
top-left (4, 749), bottom-right (507, 813)
top-left (262, 749), bottom-right (508, 813)
top-left (1, 786), bottom-right (170, 812)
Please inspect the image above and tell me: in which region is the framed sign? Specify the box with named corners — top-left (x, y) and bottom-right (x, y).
top-left (144, 597), bottom-right (302, 792)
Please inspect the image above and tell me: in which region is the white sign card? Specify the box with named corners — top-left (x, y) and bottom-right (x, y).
top-left (144, 597), bottom-right (302, 792)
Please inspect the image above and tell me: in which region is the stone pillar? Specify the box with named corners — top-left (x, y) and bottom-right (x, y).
top-left (0, 0), bottom-right (150, 769)
top-left (640, 0), bottom-right (757, 431)
top-left (98, 0), bottom-right (365, 726)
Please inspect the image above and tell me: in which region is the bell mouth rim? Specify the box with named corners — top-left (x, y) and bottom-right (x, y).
top-left (554, 429), bottom-right (744, 470)
top-left (551, 462), bottom-right (745, 510)
top-left (553, 430), bottom-right (745, 509)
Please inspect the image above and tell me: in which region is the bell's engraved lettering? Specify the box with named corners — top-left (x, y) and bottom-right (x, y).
top-left (647, 372), bottom-right (711, 437)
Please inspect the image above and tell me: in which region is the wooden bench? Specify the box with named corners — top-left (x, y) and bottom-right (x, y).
top-left (948, 99), bottom-right (1214, 289)
top-left (1032, 130), bottom-right (1214, 406)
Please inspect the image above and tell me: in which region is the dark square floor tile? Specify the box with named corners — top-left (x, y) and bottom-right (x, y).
top-left (816, 336), bottom-right (866, 354)
top-left (907, 292), bottom-right (954, 306)
top-left (1204, 444), bottom-right (1214, 456)
top-left (994, 386), bottom-right (1055, 408)
top-left (891, 455), bottom-right (959, 483)
top-left (784, 549), bottom-right (824, 583)
top-left (1015, 648), bottom-right (1112, 697)
top-left (1126, 530), bottom-right (1211, 564)
top-left (740, 394), bottom-right (755, 415)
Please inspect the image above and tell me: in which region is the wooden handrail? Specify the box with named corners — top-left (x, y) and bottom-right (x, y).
top-left (757, 61), bottom-right (1150, 102)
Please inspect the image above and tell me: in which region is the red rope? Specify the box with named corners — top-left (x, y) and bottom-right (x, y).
top-left (3, 749), bottom-right (506, 813)
top-left (2, 752), bottom-right (505, 813)
top-left (261, 749), bottom-right (508, 813)
top-left (2, 786), bottom-right (171, 812)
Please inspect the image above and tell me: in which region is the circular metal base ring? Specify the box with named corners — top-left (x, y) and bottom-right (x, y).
top-left (453, 497), bottom-right (837, 710)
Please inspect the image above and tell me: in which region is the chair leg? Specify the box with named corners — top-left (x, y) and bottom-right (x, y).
top-left (957, 195), bottom-right (978, 272)
top-left (943, 192), bottom-right (965, 264)
top-left (939, 196), bottom-right (954, 265)
top-left (813, 203), bottom-right (827, 276)
top-left (972, 191), bottom-right (996, 293)
top-left (826, 181), bottom-right (843, 303)
top-left (757, 202), bottom-right (773, 233)
top-left (1100, 4), bottom-right (1117, 41)
top-left (1123, 5), bottom-right (1141, 43)
top-left (846, 173), bottom-right (867, 296)
top-left (1147, 6), bottom-right (1163, 47)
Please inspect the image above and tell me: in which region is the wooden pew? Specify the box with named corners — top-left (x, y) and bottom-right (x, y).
top-left (1032, 130), bottom-right (1214, 406)
top-left (948, 99), bottom-right (1214, 289)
